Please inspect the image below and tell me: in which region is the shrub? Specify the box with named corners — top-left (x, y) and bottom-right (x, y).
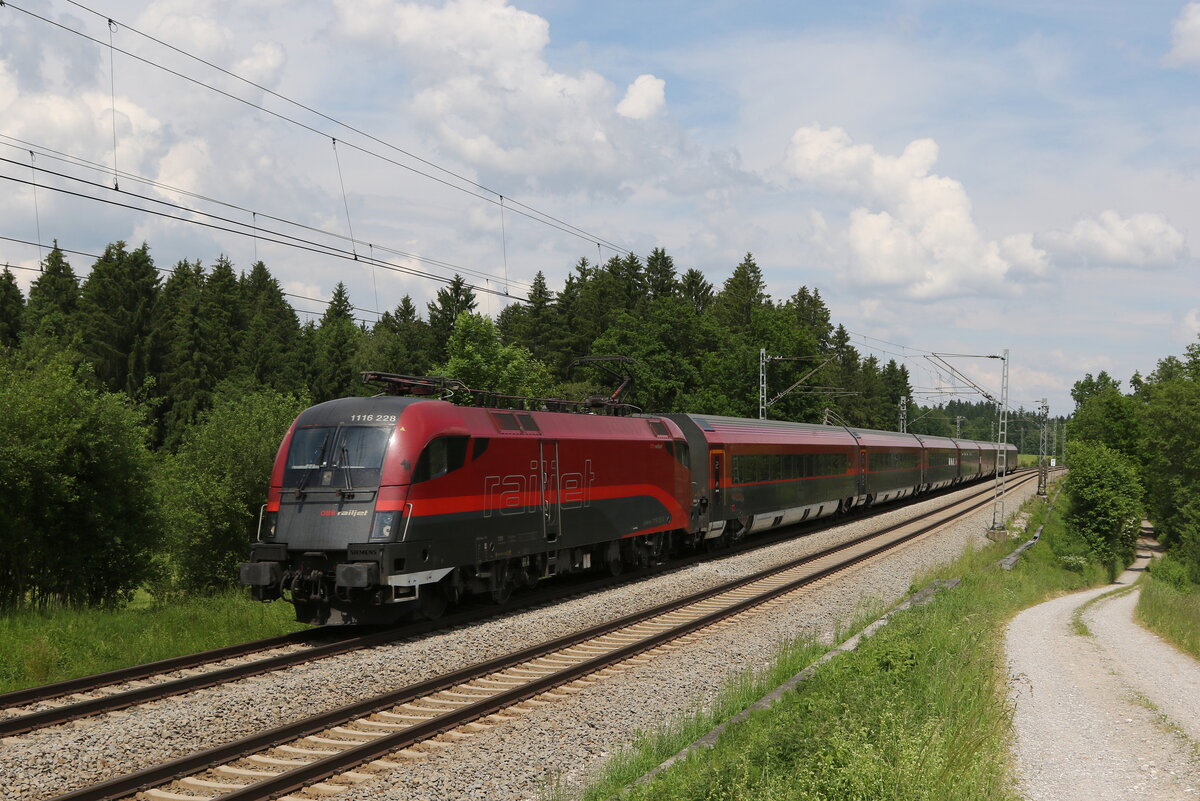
top-left (0, 350), bottom-right (160, 607)
top-left (155, 386), bottom-right (306, 595)
top-left (1064, 441), bottom-right (1143, 567)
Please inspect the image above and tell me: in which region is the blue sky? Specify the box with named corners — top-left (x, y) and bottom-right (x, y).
top-left (1, 0), bottom-right (1197, 416)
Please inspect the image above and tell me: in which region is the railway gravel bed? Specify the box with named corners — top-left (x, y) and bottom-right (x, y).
top-left (0, 642), bottom-right (318, 724)
top-left (0, 479), bottom-right (1035, 801)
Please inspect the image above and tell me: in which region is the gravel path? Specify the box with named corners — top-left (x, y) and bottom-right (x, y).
top-left (1007, 548), bottom-right (1200, 801)
top-left (0, 479), bottom-right (1034, 801)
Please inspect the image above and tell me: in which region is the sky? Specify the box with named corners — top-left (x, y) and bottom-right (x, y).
top-left (1, 0), bottom-right (1198, 418)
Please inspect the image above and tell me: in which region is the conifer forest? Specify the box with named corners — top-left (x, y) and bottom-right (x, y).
top-left (0, 242), bottom-right (1046, 609)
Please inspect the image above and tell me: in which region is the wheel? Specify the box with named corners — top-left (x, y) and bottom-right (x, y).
top-left (488, 561), bottom-right (514, 604)
top-left (417, 586), bottom-right (448, 620)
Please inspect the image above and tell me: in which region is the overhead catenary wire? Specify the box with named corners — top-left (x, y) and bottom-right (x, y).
top-left (0, 239), bottom-right (384, 318)
top-left (0, 158), bottom-right (528, 302)
top-left (0, 133), bottom-right (536, 294)
top-left (56, 0), bottom-right (630, 257)
top-left (0, 174), bottom-right (521, 308)
top-left (3, 0), bottom-right (633, 258)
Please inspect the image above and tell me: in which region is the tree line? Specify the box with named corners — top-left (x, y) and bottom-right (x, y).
top-left (0, 240), bottom-right (1024, 609)
top-left (1065, 352), bottom-right (1200, 584)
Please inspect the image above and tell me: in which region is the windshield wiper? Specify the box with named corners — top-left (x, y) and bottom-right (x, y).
top-left (295, 431), bottom-right (332, 499)
top-left (336, 441), bottom-right (355, 498)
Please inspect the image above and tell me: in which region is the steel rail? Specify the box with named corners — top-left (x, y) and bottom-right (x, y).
top-left (49, 471), bottom-right (1037, 801)
top-left (0, 629), bottom-right (322, 710)
top-left (4, 469), bottom-right (1032, 737)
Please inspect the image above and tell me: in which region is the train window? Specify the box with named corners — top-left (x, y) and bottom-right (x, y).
top-left (516, 414), bottom-right (540, 433)
top-left (647, 420), bottom-right (670, 437)
top-left (675, 440), bottom-right (690, 468)
top-left (472, 438), bottom-right (490, 460)
top-left (491, 412), bottom-right (522, 432)
top-left (773, 455), bottom-right (783, 480)
top-left (732, 457), bottom-right (741, 485)
top-left (413, 436), bottom-right (469, 483)
top-left (284, 425), bottom-right (390, 488)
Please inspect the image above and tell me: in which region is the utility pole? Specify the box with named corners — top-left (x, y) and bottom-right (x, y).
top-left (759, 349), bottom-right (838, 420)
top-left (990, 349), bottom-right (1010, 531)
top-left (1053, 417), bottom-right (1059, 465)
top-left (923, 349), bottom-right (1010, 531)
top-left (1037, 398), bottom-right (1049, 496)
top-left (759, 349), bottom-right (767, 420)
top-left (899, 399), bottom-right (908, 433)
top-left (955, 415), bottom-right (965, 438)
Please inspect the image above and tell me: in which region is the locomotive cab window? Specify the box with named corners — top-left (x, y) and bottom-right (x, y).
top-left (413, 436), bottom-right (469, 483)
top-left (283, 425), bottom-right (391, 488)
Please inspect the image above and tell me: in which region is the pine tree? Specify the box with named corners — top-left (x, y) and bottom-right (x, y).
top-left (0, 268), bottom-right (24, 348)
top-left (575, 257), bottom-right (626, 349)
top-left (788, 286), bottom-right (832, 350)
top-left (236, 261), bottom-right (302, 393)
top-left (312, 282), bottom-right (360, 402)
top-left (520, 272), bottom-right (556, 364)
top-left (426, 275), bottom-right (477, 363)
top-left (357, 295), bottom-right (432, 376)
top-left (77, 241), bottom-right (161, 396)
top-left (680, 268), bottom-right (714, 315)
top-left (157, 261), bottom-right (210, 448)
top-left (644, 247), bottom-right (678, 301)
top-left (551, 265), bottom-right (586, 376)
top-left (712, 253), bottom-right (769, 334)
top-left (613, 252), bottom-right (646, 310)
top-left (25, 244), bottom-right (80, 346)
top-left (202, 256), bottom-right (242, 385)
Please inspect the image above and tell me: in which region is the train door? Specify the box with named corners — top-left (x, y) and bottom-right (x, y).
top-left (857, 449), bottom-right (868, 498)
top-left (711, 450), bottom-right (724, 515)
top-left (539, 439), bottom-right (560, 542)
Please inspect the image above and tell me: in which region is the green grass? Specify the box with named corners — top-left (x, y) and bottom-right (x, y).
top-left (575, 481), bottom-right (1112, 801)
top-left (1070, 582), bottom-right (1140, 636)
top-left (1135, 574), bottom-right (1200, 660)
top-left (0, 589), bottom-right (304, 693)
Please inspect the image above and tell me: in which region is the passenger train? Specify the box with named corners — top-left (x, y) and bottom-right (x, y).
top-left (241, 374), bottom-right (1016, 624)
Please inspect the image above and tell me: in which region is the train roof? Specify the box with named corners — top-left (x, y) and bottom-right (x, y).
top-left (673, 414), bottom-right (930, 448)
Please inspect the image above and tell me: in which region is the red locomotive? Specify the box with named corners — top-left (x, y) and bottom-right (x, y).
top-left (241, 374), bottom-right (1016, 624)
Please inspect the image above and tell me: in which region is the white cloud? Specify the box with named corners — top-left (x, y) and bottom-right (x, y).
top-left (617, 74), bottom-right (666, 120)
top-left (1043, 210), bottom-right (1185, 269)
top-left (234, 42), bottom-right (287, 88)
top-left (1165, 2), bottom-right (1200, 66)
top-left (1178, 308), bottom-right (1200, 342)
top-left (330, 0), bottom-right (725, 196)
top-left (782, 124), bottom-right (1046, 299)
top-left (134, 0), bottom-right (235, 56)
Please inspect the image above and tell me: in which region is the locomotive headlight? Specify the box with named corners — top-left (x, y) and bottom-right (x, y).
top-left (369, 510), bottom-right (398, 542)
top-left (260, 510), bottom-right (278, 540)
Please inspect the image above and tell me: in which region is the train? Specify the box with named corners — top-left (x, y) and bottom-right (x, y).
top-left (240, 374), bottom-right (1017, 624)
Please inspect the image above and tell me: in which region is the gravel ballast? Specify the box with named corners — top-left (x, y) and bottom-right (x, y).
top-left (0, 479), bottom-right (1036, 801)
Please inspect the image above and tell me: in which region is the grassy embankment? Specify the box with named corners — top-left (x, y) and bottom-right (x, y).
top-left (1136, 559), bottom-right (1200, 660)
top-left (0, 589), bottom-right (304, 694)
top-left (576, 481), bottom-right (1112, 801)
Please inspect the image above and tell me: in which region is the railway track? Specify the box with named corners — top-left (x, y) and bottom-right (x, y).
top-left (49, 470), bottom-right (1039, 801)
top-left (2, 471), bottom-right (1031, 739)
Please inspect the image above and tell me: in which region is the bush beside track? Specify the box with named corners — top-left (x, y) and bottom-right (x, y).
top-left (577, 480), bottom-right (1115, 801)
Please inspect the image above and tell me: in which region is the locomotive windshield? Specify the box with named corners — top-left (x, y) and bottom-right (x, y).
top-left (284, 425), bottom-right (391, 488)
